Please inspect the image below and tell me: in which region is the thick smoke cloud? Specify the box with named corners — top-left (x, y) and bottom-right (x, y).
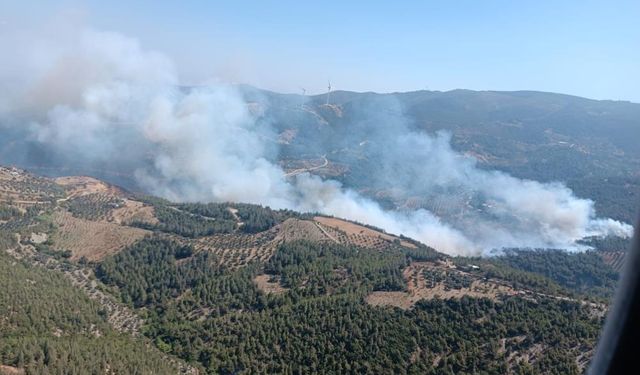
top-left (308, 98), bottom-right (633, 252)
top-left (0, 27), bottom-right (632, 256)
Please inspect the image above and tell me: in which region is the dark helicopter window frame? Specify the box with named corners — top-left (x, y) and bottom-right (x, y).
top-left (589, 214), bottom-right (640, 374)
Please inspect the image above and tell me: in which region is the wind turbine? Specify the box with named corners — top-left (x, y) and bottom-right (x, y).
top-left (326, 80), bottom-right (332, 105)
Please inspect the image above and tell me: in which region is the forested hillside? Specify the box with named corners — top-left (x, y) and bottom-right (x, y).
top-left (0, 252), bottom-right (181, 374)
top-left (0, 167), bottom-right (625, 374)
top-left (95, 238), bottom-right (604, 374)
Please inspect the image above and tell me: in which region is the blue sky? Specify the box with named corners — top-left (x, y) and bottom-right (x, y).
top-left (3, 0), bottom-right (639, 101)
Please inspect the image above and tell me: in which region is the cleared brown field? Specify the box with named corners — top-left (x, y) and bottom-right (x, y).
top-left (253, 274), bottom-right (288, 294)
top-left (51, 210), bottom-right (149, 261)
top-left (0, 364), bottom-right (24, 375)
top-left (55, 176), bottom-right (125, 199)
top-left (278, 218), bottom-right (332, 243)
top-left (366, 262), bottom-right (518, 309)
top-left (110, 199), bottom-right (158, 225)
top-left (314, 216), bottom-right (417, 249)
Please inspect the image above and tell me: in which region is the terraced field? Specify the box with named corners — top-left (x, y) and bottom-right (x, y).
top-left (51, 210), bottom-right (150, 261)
top-left (65, 193), bottom-right (125, 221)
top-left (314, 216), bottom-right (417, 250)
top-left (187, 218), bottom-right (345, 268)
top-left (599, 251), bottom-right (626, 272)
top-left (0, 167), bottom-right (63, 207)
top-left (189, 229), bottom-right (281, 268)
top-left (2, 168), bottom-right (435, 273)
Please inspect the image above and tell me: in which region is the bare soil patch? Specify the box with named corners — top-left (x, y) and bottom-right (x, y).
top-left (29, 232), bottom-right (48, 244)
top-left (110, 199), bottom-right (159, 225)
top-left (0, 365), bottom-right (24, 375)
top-left (55, 176), bottom-right (124, 199)
top-left (254, 274), bottom-right (288, 294)
top-left (227, 207), bottom-right (244, 227)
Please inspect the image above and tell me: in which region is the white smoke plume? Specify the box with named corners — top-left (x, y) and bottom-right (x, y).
top-left (0, 27), bottom-right (633, 256)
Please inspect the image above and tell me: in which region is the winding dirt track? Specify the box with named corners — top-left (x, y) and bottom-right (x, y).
top-left (283, 155), bottom-right (328, 177)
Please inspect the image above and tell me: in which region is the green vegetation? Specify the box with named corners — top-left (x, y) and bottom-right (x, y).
top-left (567, 176), bottom-right (640, 225)
top-left (97, 237), bottom-right (263, 314)
top-left (456, 248), bottom-right (620, 300)
top-left (0, 204), bottom-right (54, 245)
top-left (175, 202), bottom-right (292, 234)
top-left (579, 235), bottom-right (632, 252)
top-left (96, 237), bottom-right (198, 307)
top-left (493, 249), bottom-right (619, 299)
top-left (408, 297), bottom-right (601, 375)
top-left (132, 204), bottom-right (237, 237)
top-left (149, 293), bottom-right (599, 374)
top-left (233, 203), bottom-right (297, 233)
top-left (175, 202), bottom-right (235, 220)
top-left (132, 200), bottom-right (304, 237)
top-left (454, 257), bottom-right (570, 296)
top-left (0, 157), bottom-right (626, 374)
top-left (0, 230), bottom-right (16, 250)
top-left (33, 242), bottom-right (72, 260)
top-left (65, 193), bottom-right (124, 220)
top-left (93, 238), bottom-right (604, 374)
top-left (404, 245), bottom-right (442, 262)
top-left (0, 251), bottom-right (179, 374)
top-left (0, 203), bottom-right (22, 221)
top-left (265, 240), bottom-right (407, 294)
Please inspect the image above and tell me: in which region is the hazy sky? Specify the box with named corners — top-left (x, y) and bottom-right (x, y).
top-left (3, 0), bottom-right (639, 101)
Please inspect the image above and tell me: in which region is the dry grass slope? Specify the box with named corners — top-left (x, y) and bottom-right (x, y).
top-left (55, 175), bottom-right (125, 198)
top-left (51, 210), bottom-right (149, 261)
top-left (110, 199), bottom-right (159, 225)
top-left (314, 216), bottom-right (417, 250)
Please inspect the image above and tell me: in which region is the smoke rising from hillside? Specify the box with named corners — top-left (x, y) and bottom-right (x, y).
top-left (300, 98), bottom-right (634, 252)
top-left (0, 27), bottom-right (632, 255)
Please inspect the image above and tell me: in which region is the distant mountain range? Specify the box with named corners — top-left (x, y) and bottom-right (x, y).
top-left (239, 87), bottom-right (640, 223)
top-left (1, 87), bottom-right (638, 223)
